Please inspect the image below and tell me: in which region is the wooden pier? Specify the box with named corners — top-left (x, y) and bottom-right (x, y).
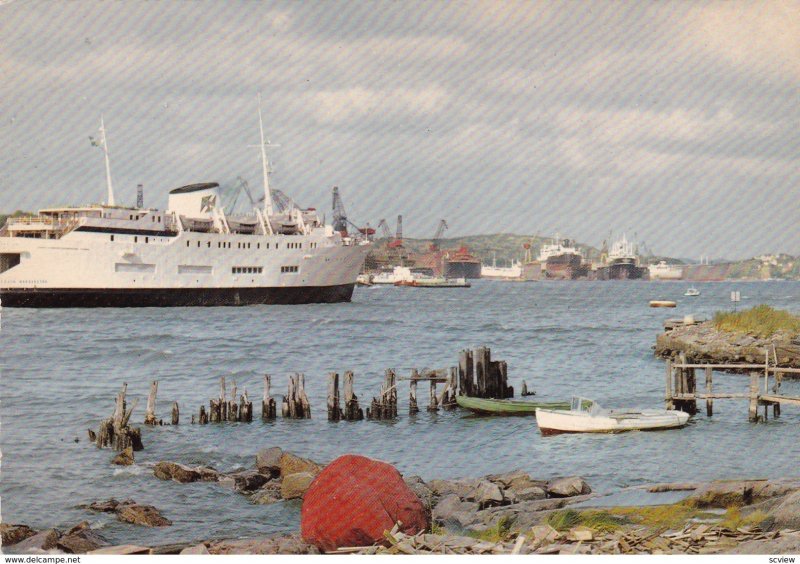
top-left (666, 351), bottom-right (800, 422)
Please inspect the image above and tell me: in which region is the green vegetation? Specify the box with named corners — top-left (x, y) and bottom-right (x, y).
top-left (466, 516), bottom-right (513, 543)
top-left (713, 305), bottom-right (800, 338)
top-left (0, 210), bottom-right (32, 227)
top-left (719, 507), bottom-right (769, 530)
top-left (545, 509), bottom-right (626, 533)
top-left (609, 503), bottom-right (718, 532)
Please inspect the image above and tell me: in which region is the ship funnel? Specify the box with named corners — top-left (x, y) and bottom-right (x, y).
top-left (168, 183), bottom-right (221, 219)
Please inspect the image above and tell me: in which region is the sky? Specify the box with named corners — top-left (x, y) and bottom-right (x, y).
top-left (2, 1), bottom-right (798, 260)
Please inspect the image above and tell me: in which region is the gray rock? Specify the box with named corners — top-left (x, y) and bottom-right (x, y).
top-left (180, 543), bottom-right (210, 554)
top-left (251, 487), bottom-right (282, 505)
top-left (57, 522), bottom-right (109, 553)
top-left (468, 480), bottom-right (504, 508)
top-left (432, 494), bottom-right (480, 528)
top-left (280, 471), bottom-right (316, 499)
top-left (153, 461), bottom-right (200, 483)
top-left (279, 452), bottom-right (323, 477)
top-left (516, 486), bottom-right (548, 501)
top-left (768, 491), bottom-right (800, 530)
top-left (88, 545), bottom-right (151, 555)
top-left (14, 529), bottom-right (60, 553)
top-left (546, 476), bottom-right (591, 498)
top-left (256, 447), bottom-right (283, 477)
top-left (429, 478), bottom-right (479, 499)
top-left (219, 470), bottom-right (270, 492)
top-left (195, 466), bottom-right (220, 481)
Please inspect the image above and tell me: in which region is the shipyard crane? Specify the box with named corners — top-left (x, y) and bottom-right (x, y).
top-left (376, 218), bottom-right (392, 240)
top-left (429, 219), bottom-right (448, 251)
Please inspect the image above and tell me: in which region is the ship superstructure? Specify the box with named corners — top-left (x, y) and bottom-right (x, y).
top-left (538, 236), bottom-right (587, 280)
top-left (597, 234), bottom-right (648, 280)
top-left (0, 102), bottom-right (369, 307)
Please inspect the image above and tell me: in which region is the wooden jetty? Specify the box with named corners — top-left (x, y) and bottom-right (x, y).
top-left (666, 350), bottom-right (800, 422)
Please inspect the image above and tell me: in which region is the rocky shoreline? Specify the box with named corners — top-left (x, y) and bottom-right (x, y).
top-left (3, 447), bottom-right (800, 555)
top-left (655, 320), bottom-right (800, 369)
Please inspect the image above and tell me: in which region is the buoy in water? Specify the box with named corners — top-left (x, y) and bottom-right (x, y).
top-left (650, 300), bottom-right (677, 308)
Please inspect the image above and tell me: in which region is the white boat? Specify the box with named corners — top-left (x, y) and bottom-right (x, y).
top-left (536, 397), bottom-right (690, 435)
top-left (648, 261), bottom-right (684, 280)
top-left (0, 98), bottom-right (370, 307)
top-left (481, 253), bottom-right (522, 279)
top-left (371, 266), bottom-right (414, 285)
top-left (684, 287), bottom-right (700, 296)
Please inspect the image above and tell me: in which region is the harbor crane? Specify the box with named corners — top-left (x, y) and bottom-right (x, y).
top-left (430, 219), bottom-right (448, 251)
top-left (332, 186), bottom-right (374, 239)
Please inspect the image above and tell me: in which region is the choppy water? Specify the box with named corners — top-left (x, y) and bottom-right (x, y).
top-left (2, 280), bottom-right (799, 546)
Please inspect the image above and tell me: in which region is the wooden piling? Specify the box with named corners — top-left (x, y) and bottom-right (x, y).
top-left (283, 373), bottom-right (311, 419)
top-left (219, 377), bottom-right (228, 421)
top-left (705, 367), bottom-right (713, 417)
top-left (144, 380), bottom-right (159, 425)
top-left (367, 369), bottom-right (398, 420)
top-left (428, 379), bottom-right (438, 412)
top-left (665, 358), bottom-right (673, 410)
top-left (343, 371), bottom-right (363, 420)
top-left (458, 349), bottom-right (474, 397)
top-left (262, 375), bottom-right (276, 420)
top-left (749, 372), bottom-right (760, 422)
top-left (409, 369), bottom-right (419, 414)
top-left (474, 347), bottom-right (489, 398)
top-left (171, 402), bottom-right (179, 425)
top-left (327, 372), bottom-right (342, 421)
top-left (95, 384), bottom-right (143, 451)
top-left (199, 405), bottom-right (208, 424)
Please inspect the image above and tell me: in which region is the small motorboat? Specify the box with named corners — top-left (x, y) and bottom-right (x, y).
top-left (536, 397), bottom-right (690, 435)
top-left (456, 395), bottom-right (569, 416)
top-left (684, 287), bottom-right (701, 297)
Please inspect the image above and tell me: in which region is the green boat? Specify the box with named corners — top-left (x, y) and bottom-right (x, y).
top-left (456, 395), bottom-right (571, 416)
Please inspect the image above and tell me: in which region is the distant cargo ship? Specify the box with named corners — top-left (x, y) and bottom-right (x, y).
top-left (648, 261), bottom-right (684, 281)
top-left (538, 236), bottom-right (586, 280)
top-left (481, 253), bottom-right (522, 279)
top-left (444, 245), bottom-right (482, 279)
top-left (597, 235), bottom-right (648, 280)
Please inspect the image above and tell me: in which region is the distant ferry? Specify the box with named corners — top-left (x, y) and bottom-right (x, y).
top-left (648, 261), bottom-right (684, 281)
top-left (0, 102), bottom-right (369, 307)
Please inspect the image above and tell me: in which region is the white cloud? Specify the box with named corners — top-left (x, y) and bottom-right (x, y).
top-left (686, 1), bottom-right (800, 80)
top-left (310, 86), bottom-right (449, 124)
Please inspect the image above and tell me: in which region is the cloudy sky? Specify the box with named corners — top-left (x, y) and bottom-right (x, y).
top-left (2, 1), bottom-right (798, 259)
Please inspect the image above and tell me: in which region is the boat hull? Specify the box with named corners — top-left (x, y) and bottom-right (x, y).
top-left (456, 395), bottom-right (570, 415)
top-left (536, 408), bottom-right (690, 434)
top-left (0, 283), bottom-right (355, 308)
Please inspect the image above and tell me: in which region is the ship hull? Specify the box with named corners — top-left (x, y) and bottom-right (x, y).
top-left (444, 261), bottom-right (482, 279)
top-left (0, 283), bottom-right (355, 308)
top-left (545, 255), bottom-right (586, 280)
top-left (597, 262), bottom-right (648, 280)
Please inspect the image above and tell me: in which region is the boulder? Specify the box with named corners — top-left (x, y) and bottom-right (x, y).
top-left (404, 475), bottom-right (435, 511)
top-left (57, 522), bottom-right (109, 553)
top-left (196, 466), bottom-right (220, 482)
top-left (208, 534), bottom-right (318, 555)
top-left (111, 447), bottom-right (134, 466)
top-left (516, 486), bottom-right (548, 501)
top-left (256, 447), bottom-right (283, 477)
top-left (0, 524), bottom-right (36, 546)
top-left (116, 504), bottom-right (172, 527)
top-left (153, 461), bottom-right (200, 483)
top-left (84, 499), bottom-right (136, 513)
top-left (546, 477), bottom-right (591, 498)
top-left (281, 472), bottom-right (316, 500)
top-left (280, 452), bottom-right (323, 478)
top-left (180, 543), bottom-right (211, 555)
top-left (432, 494), bottom-right (480, 528)
top-left (14, 529), bottom-right (60, 553)
top-left (429, 478), bottom-right (479, 499)
top-left (685, 479), bottom-right (800, 509)
top-left (301, 454), bottom-right (429, 552)
top-left (768, 491), bottom-right (800, 530)
top-left (467, 480), bottom-right (504, 508)
top-left (219, 470), bottom-right (270, 492)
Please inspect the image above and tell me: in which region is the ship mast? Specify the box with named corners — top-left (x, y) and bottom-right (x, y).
top-left (97, 115), bottom-right (115, 206)
top-left (257, 93), bottom-right (274, 217)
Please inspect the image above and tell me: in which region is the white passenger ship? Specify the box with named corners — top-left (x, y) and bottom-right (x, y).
top-left (0, 104), bottom-right (370, 307)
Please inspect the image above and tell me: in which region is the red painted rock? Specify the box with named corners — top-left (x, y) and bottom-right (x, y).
top-left (301, 454), bottom-right (429, 552)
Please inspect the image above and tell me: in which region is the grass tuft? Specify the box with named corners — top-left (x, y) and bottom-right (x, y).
top-left (466, 516), bottom-right (512, 543)
top-left (713, 305), bottom-right (800, 338)
top-left (545, 509), bottom-right (626, 533)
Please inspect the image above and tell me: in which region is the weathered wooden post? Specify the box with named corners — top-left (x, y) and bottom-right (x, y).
top-left (443, 367), bottom-right (457, 409)
top-left (144, 380), bottom-right (159, 425)
top-left (458, 349), bottom-right (474, 397)
top-left (219, 377), bottom-right (227, 421)
top-left (749, 372), bottom-right (760, 422)
top-left (171, 402), bottom-right (179, 425)
top-left (299, 373), bottom-right (311, 418)
top-left (665, 358), bottom-right (673, 410)
top-left (474, 347), bottom-right (489, 398)
top-left (409, 369), bottom-right (419, 414)
top-left (705, 367), bottom-right (713, 417)
top-left (343, 371), bottom-right (363, 420)
top-left (262, 375), bottom-right (276, 420)
top-left (428, 379), bottom-right (438, 412)
top-left (199, 405), bottom-right (208, 424)
top-left (327, 372), bottom-right (341, 421)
